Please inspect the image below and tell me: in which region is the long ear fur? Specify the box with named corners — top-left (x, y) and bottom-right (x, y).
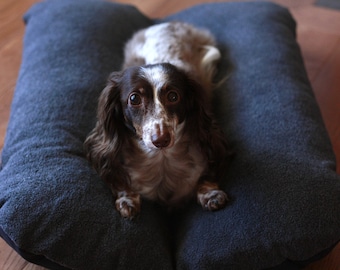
top-left (185, 79), bottom-right (232, 179)
top-left (84, 72), bottom-right (131, 192)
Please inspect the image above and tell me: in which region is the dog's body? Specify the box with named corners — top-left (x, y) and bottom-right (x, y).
top-left (123, 22), bottom-right (221, 94)
top-left (85, 22), bottom-right (230, 218)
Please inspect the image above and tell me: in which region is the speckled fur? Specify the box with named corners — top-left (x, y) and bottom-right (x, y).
top-left (123, 22), bottom-right (221, 95)
top-left (85, 23), bottom-right (229, 219)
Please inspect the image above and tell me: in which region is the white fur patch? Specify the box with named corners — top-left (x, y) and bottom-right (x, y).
top-left (140, 65), bottom-right (168, 91)
top-left (139, 65), bottom-right (176, 149)
top-left (124, 21), bottom-right (220, 93)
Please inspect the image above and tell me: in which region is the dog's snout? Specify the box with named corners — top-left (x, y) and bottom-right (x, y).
top-left (151, 132), bottom-right (171, 148)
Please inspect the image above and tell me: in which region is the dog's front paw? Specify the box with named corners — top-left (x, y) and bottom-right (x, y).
top-left (115, 192), bottom-right (141, 219)
top-left (197, 181), bottom-right (229, 211)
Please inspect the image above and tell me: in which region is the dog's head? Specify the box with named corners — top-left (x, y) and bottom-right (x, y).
top-left (102, 63), bottom-right (205, 150)
top-left (85, 63), bottom-right (229, 190)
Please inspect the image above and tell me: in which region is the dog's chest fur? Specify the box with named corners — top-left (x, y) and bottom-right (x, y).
top-left (123, 136), bottom-right (206, 205)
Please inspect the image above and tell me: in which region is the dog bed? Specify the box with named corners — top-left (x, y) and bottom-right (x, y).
top-left (0, 0), bottom-right (339, 269)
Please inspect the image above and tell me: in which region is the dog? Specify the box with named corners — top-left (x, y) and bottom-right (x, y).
top-left (85, 22), bottom-right (230, 218)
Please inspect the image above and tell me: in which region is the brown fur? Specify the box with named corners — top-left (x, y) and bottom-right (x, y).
top-left (85, 22), bottom-right (230, 218)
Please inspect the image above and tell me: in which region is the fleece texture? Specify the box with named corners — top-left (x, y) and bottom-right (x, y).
top-left (0, 0), bottom-right (339, 269)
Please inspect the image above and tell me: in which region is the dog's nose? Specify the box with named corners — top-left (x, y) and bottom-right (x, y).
top-left (151, 132), bottom-right (171, 148)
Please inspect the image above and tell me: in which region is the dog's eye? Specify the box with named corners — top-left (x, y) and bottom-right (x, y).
top-left (129, 93), bottom-right (142, 106)
top-left (167, 91), bottom-right (180, 104)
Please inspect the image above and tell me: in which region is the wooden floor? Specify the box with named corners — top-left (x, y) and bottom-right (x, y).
top-left (0, 0), bottom-right (339, 269)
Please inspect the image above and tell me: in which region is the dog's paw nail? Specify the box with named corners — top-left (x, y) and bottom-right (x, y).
top-left (200, 190), bottom-right (228, 211)
top-left (119, 204), bottom-right (137, 219)
top-left (118, 203), bottom-right (139, 219)
top-left (115, 197), bottom-right (140, 219)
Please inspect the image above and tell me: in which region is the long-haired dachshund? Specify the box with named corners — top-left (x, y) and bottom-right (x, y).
top-left (85, 22), bottom-right (230, 218)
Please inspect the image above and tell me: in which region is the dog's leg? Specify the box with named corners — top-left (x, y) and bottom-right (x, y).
top-left (197, 181), bottom-right (228, 211)
top-left (115, 191), bottom-right (141, 219)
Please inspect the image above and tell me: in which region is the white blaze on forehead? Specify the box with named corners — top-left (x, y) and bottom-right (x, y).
top-left (140, 65), bottom-right (169, 108)
top-left (139, 65), bottom-right (173, 149)
top-left (140, 65), bottom-right (168, 91)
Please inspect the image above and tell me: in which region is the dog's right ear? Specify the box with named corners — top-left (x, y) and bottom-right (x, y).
top-left (97, 72), bottom-right (125, 137)
top-left (84, 71), bottom-right (131, 191)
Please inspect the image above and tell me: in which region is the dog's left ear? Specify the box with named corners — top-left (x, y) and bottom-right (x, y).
top-left (186, 79), bottom-right (231, 171)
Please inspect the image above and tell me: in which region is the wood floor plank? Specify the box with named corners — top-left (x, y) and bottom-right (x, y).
top-left (0, 238), bottom-right (28, 270)
top-left (297, 27), bottom-right (339, 81)
top-left (312, 37), bottom-right (340, 173)
top-left (0, 0), bottom-right (36, 44)
top-left (306, 243), bottom-right (340, 270)
top-left (117, 0), bottom-right (232, 18)
top-left (0, 26), bottom-right (22, 149)
top-left (22, 262), bottom-right (46, 270)
top-left (291, 5), bottom-right (340, 35)
top-left (269, 0), bottom-right (315, 8)
top-left (0, 32), bottom-right (22, 99)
